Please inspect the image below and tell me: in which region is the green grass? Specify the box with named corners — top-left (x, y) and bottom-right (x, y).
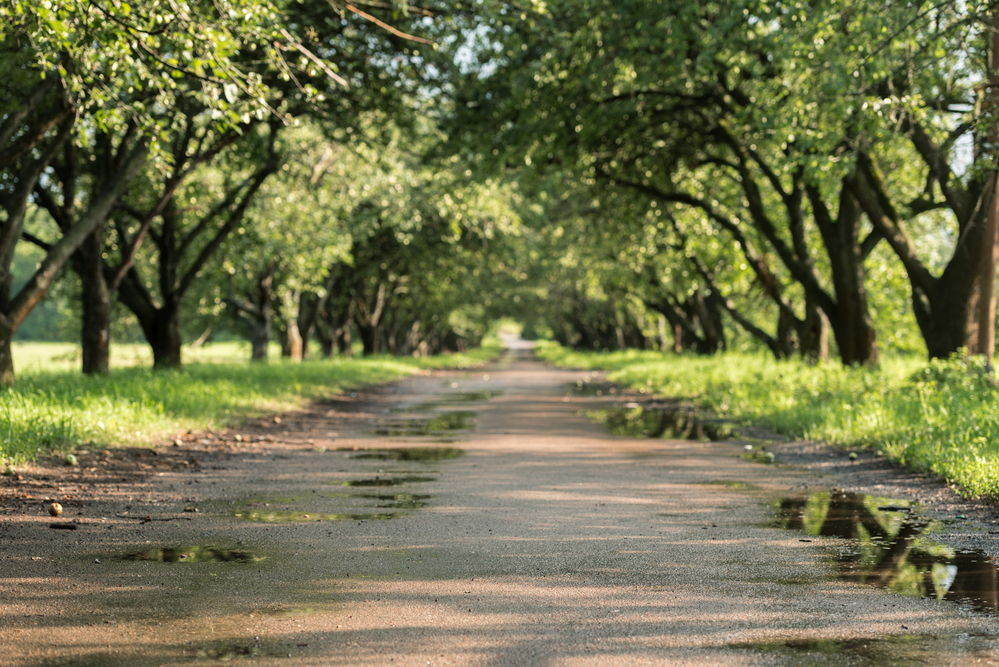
top-left (1, 343), bottom-right (503, 466)
top-left (536, 341), bottom-right (999, 499)
top-left (11, 341), bottom-right (287, 372)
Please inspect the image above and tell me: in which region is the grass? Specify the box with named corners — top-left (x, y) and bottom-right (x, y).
top-left (1, 342), bottom-right (503, 466)
top-left (536, 341), bottom-right (999, 499)
top-left (12, 341), bottom-right (287, 372)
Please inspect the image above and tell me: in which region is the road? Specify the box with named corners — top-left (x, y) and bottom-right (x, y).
top-left (2, 349), bottom-right (998, 666)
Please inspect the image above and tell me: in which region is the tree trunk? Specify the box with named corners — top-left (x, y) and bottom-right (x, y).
top-left (75, 225), bottom-right (112, 375)
top-left (979, 8), bottom-right (999, 368)
top-left (146, 305), bottom-right (182, 370)
top-left (798, 300), bottom-right (829, 364)
top-left (286, 318), bottom-right (303, 362)
top-left (818, 190), bottom-right (878, 366)
top-left (358, 323), bottom-right (379, 356)
top-left (249, 318), bottom-right (270, 361)
top-left (0, 325), bottom-right (13, 385)
top-left (338, 324), bottom-right (353, 358)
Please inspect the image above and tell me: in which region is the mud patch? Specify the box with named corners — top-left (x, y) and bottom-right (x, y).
top-left (123, 546), bottom-right (265, 563)
top-left (589, 404), bottom-right (735, 441)
top-left (776, 490), bottom-right (999, 613)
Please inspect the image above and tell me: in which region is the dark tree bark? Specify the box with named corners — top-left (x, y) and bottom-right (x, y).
top-left (116, 124), bottom-right (279, 369)
top-left (2, 121), bottom-right (147, 383)
top-left (145, 302), bottom-right (183, 370)
top-left (77, 226), bottom-right (112, 374)
top-left (849, 149), bottom-right (991, 359)
top-left (226, 262), bottom-right (276, 362)
top-left (354, 281), bottom-right (388, 356)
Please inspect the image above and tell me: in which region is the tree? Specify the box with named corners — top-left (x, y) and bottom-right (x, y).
top-left (3, 0), bottom-right (348, 380)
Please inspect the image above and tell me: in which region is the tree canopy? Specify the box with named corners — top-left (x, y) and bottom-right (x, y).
top-left (4, 0), bottom-right (999, 381)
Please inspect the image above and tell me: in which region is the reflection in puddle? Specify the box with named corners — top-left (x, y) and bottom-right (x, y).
top-left (186, 638), bottom-right (290, 661)
top-left (776, 491), bottom-right (999, 613)
top-left (589, 405), bottom-right (734, 441)
top-left (358, 492), bottom-right (431, 509)
top-left (730, 634), bottom-right (940, 666)
top-left (741, 449), bottom-right (776, 464)
top-left (123, 546), bottom-right (265, 563)
top-left (232, 509), bottom-right (398, 522)
top-left (349, 447), bottom-right (465, 462)
top-left (370, 411), bottom-right (475, 438)
top-left (565, 380), bottom-right (617, 397)
top-left (424, 390), bottom-right (503, 404)
top-left (331, 476), bottom-right (437, 487)
top-left (231, 488), bottom-right (433, 522)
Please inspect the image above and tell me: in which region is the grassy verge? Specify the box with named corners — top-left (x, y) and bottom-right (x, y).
top-left (1, 344), bottom-right (503, 466)
top-left (535, 341), bottom-right (999, 499)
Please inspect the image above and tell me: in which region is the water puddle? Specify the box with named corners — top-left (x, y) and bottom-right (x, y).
top-left (186, 638), bottom-right (292, 661)
top-left (348, 447), bottom-right (465, 462)
top-left (741, 446), bottom-right (776, 464)
top-left (232, 509), bottom-right (398, 522)
top-left (729, 634), bottom-right (942, 666)
top-left (392, 391), bottom-right (503, 414)
top-left (426, 390), bottom-right (503, 403)
top-left (331, 475), bottom-right (436, 487)
top-left (359, 492), bottom-right (431, 509)
top-left (775, 490), bottom-right (999, 613)
top-left (565, 380), bottom-right (618, 397)
top-left (230, 488), bottom-right (434, 522)
top-left (588, 404), bottom-right (735, 441)
top-left (370, 410), bottom-right (475, 439)
top-left (123, 546), bottom-right (265, 563)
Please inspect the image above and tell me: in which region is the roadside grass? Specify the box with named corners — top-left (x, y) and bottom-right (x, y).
top-left (535, 341), bottom-right (999, 499)
top-left (1, 343), bottom-right (503, 466)
top-left (11, 341), bottom-right (286, 373)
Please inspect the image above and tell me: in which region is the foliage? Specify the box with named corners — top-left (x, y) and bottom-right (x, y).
top-left (537, 342), bottom-right (999, 499)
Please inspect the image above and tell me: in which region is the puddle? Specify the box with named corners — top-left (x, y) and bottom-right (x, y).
top-left (186, 638), bottom-right (291, 661)
top-left (741, 448), bottom-right (776, 464)
top-left (231, 487), bottom-right (432, 522)
top-left (775, 490), bottom-right (999, 613)
top-left (589, 405), bottom-right (734, 441)
top-left (370, 411), bottom-right (475, 438)
top-left (123, 546), bottom-right (265, 563)
top-left (231, 509), bottom-right (398, 522)
top-left (348, 447), bottom-right (465, 462)
top-left (331, 475), bottom-right (437, 487)
top-left (425, 390), bottom-right (503, 403)
top-left (565, 380), bottom-right (618, 397)
top-left (392, 391), bottom-right (503, 413)
top-left (359, 492), bottom-right (431, 509)
top-left (729, 634), bottom-right (943, 666)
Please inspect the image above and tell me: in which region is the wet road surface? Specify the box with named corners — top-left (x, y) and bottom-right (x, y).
top-left (2, 349), bottom-right (999, 666)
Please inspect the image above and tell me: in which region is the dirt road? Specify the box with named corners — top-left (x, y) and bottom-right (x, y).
top-left (2, 349), bottom-right (998, 666)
